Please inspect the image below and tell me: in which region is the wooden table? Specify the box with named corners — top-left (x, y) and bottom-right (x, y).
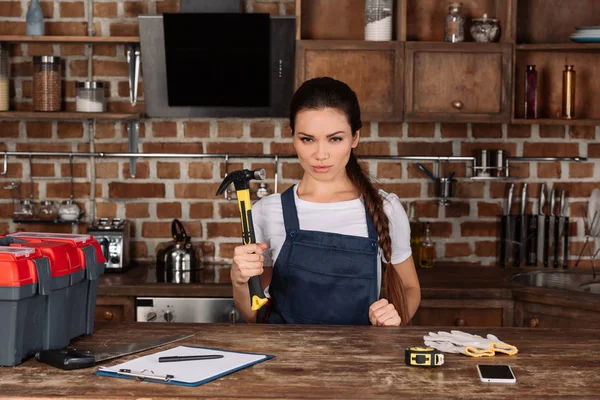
top-left (2, 323), bottom-right (599, 399)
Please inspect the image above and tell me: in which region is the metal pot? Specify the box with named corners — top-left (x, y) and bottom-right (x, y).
top-left (156, 219), bottom-right (203, 283)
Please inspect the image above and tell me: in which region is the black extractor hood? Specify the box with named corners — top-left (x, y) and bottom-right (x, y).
top-left (138, 5), bottom-right (295, 118)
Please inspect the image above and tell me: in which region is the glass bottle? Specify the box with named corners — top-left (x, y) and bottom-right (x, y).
top-left (0, 43), bottom-right (8, 111)
top-left (364, 0), bottom-right (394, 41)
top-left (444, 2), bottom-right (465, 43)
top-left (524, 65), bottom-right (538, 119)
top-left (26, 0), bottom-right (45, 36)
top-left (419, 222), bottom-right (435, 268)
top-left (410, 221), bottom-right (422, 268)
top-left (562, 65), bottom-right (576, 120)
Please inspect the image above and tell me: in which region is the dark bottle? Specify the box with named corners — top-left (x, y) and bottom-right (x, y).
top-left (524, 65), bottom-right (537, 119)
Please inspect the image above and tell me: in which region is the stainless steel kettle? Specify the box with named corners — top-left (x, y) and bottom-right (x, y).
top-left (156, 219), bottom-right (203, 283)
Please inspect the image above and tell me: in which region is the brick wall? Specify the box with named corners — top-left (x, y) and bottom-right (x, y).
top-left (1, 0), bottom-right (599, 274)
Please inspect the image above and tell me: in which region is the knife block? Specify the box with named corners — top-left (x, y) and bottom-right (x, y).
top-left (499, 215), bottom-right (538, 268)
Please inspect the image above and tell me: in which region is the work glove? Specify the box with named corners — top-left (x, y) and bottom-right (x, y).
top-left (423, 330), bottom-right (518, 357)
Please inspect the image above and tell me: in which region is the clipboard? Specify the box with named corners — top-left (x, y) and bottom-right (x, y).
top-left (94, 345), bottom-right (274, 387)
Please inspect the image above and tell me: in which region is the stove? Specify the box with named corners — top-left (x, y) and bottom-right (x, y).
top-left (135, 297), bottom-right (243, 323)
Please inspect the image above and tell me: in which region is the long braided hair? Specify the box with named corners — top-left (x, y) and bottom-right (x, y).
top-left (289, 77), bottom-right (410, 325)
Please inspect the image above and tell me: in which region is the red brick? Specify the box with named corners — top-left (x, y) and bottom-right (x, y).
top-left (523, 142), bottom-right (579, 158)
top-left (445, 242), bottom-right (472, 257)
top-left (550, 182), bottom-right (599, 198)
top-left (27, 43), bottom-right (53, 56)
top-left (174, 183), bottom-right (220, 199)
top-left (507, 124), bottom-right (531, 138)
top-left (537, 162), bottom-right (561, 179)
top-left (219, 203), bottom-right (240, 219)
top-left (189, 202), bottom-right (214, 219)
top-left (461, 142), bottom-right (517, 158)
top-left (455, 182), bottom-right (485, 198)
top-left (461, 221), bottom-right (498, 237)
top-left (131, 241), bottom-right (148, 258)
top-left (219, 267), bottom-right (232, 283)
top-left (284, 2), bottom-right (295, 15)
top-left (472, 124), bottom-right (502, 139)
top-left (59, 1), bottom-right (84, 18)
top-left (399, 141), bottom-right (453, 156)
top-left (39, 1), bottom-right (54, 17)
top-left (378, 122), bottom-right (402, 138)
top-left (429, 222), bottom-right (453, 238)
top-left (569, 125), bottom-right (595, 139)
top-left (539, 125), bottom-right (565, 139)
top-left (0, 121), bottom-right (20, 138)
top-left (269, 141), bottom-right (295, 155)
top-left (95, 202), bottom-right (117, 218)
top-left (218, 242), bottom-right (238, 258)
top-left (96, 162), bottom-right (119, 179)
top-left (407, 162), bottom-right (434, 179)
top-left (0, 2), bottom-right (22, 17)
top-left (46, 182), bottom-right (90, 198)
top-left (408, 123), bottom-right (435, 138)
top-left (253, 3), bottom-right (279, 15)
top-left (57, 122), bottom-right (84, 139)
top-left (250, 122), bottom-right (274, 138)
top-left (250, 162), bottom-right (275, 179)
top-left (31, 163), bottom-right (55, 177)
top-left (157, 162), bottom-right (180, 179)
top-left (93, 60), bottom-right (128, 77)
top-left (95, 122), bottom-right (116, 139)
top-left (126, 202), bottom-right (149, 218)
top-left (123, 1), bottom-right (149, 17)
top-left (441, 123), bottom-right (467, 138)
top-left (569, 162), bottom-right (594, 179)
top-left (106, 101), bottom-right (145, 114)
top-left (157, 202), bottom-right (182, 219)
top-left (46, 21), bottom-right (87, 36)
top-left (412, 200), bottom-right (439, 218)
top-left (589, 143), bottom-right (600, 158)
top-left (478, 202), bottom-right (503, 217)
top-left (15, 223), bottom-right (72, 234)
top-left (143, 142), bottom-right (203, 154)
top-left (444, 201), bottom-right (470, 218)
top-left (2, 163), bottom-right (22, 178)
top-left (123, 162), bottom-right (149, 179)
top-left (0, 202), bottom-right (13, 218)
top-left (109, 183), bottom-right (165, 198)
top-left (94, 2), bottom-right (118, 17)
top-left (376, 162), bottom-right (402, 179)
top-left (69, 60), bottom-right (88, 77)
top-left (281, 162), bottom-right (303, 179)
top-left (16, 143), bottom-right (72, 153)
top-left (189, 162), bottom-right (213, 179)
top-left (109, 22), bottom-right (139, 36)
top-left (10, 61), bottom-right (32, 77)
top-left (377, 183), bottom-right (420, 198)
top-left (60, 44), bottom-right (86, 56)
top-left (143, 221), bottom-right (201, 238)
top-left (157, 0), bottom-right (179, 13)
top-left (207, 222), bottom-right (240, 238)
top-left (508, 161), bottom-right (530, 179)
top-left (220, 162), bottom-right (243, 177)
top-left (184, 121), bottom-right (210, 138)
top-left (25, 121), bottom-right (52, 139)
top-left (118, 81), bottom-right (143, 97)
top-left (60, 163), bottom-right (87, 178)
top-left (94, 44), bottom-right (117, 57)
top-left (206, 142), bottom-right (264, 154)
top-left (151, 121), bottom-right (177, 138)
top-left (217, 121), bottom-right (243, 138)
top-left (355, 141), bottom-right (391, 156)
top-left (475, 241), bottom-right (498, 257)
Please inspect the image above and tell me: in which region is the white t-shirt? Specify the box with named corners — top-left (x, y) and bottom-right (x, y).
top-left (252, 184), bottom-right (412, 293)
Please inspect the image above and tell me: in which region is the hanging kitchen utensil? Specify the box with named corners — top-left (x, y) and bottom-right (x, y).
top-left (500, 183), bottom-right (515, 267)
top-left (156, 219), bottom-right (203, 284)
top-left (537, 183), bottom-right (546, 267)
top-left (545, 188), bottom-right (556, 268)
top-left (416, 163), bottom-right (436, 180)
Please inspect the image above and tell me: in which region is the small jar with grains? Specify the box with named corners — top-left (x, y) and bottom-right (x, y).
top-left (76, 81), bottom-right (105, 112)
top-left (33, 55), bottom-right (62, 112)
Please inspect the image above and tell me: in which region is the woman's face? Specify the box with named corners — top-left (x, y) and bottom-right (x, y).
top-left (293, 108), bottom-right (360, 182)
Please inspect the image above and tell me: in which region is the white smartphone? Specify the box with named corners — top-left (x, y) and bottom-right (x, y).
top-left (477, 364), bottom-right (516, 383)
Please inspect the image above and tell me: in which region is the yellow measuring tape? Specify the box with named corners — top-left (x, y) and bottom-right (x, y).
top-left (405, 346), bottom-right (444, 367)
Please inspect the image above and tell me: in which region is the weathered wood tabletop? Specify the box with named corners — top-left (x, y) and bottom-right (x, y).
top-left (2, 323), bottom-right (599, 399)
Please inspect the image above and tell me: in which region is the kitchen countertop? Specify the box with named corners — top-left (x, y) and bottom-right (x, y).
top-left (98, 263), bottom-right (600, 311)
top-left (2, 323), bottom-right (599, 399)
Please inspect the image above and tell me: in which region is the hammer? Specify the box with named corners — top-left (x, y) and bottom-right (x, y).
top-left (216, 168), bottom-right (270, 322)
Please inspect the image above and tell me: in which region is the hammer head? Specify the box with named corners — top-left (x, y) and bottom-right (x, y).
top-left (216, 168), bottom-right (266, 195)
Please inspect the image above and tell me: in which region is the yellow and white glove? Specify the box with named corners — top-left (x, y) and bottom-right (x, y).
top-left (423, 330), bottom-right (518, 357)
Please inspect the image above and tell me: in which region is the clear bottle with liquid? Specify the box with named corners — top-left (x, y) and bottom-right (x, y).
top-left (419, 222), bottom-right (435, 268)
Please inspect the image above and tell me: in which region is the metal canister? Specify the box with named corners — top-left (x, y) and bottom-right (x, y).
top-left (476, 149), bottom-right (490, 177)
top-left (495, 150), bottom-right (505, 177)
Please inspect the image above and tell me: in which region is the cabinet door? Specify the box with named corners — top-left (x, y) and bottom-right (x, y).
top-left (515, 301), bottom-right (600, 329)
top-left (405, 43), bottom-right (512, 123)
top-left (411, 299), bottom-right (514, 327)
top-left (95, 296), bottom-right (135, 322)
top-left (296, 41), bottom-right (403, 122)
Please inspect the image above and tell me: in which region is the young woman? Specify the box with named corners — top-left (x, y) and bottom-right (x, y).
top-left (231, 77), bottom-right (421, 326)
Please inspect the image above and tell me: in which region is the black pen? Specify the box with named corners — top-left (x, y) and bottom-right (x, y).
top-left (158, 355), bottom-right (224, 363)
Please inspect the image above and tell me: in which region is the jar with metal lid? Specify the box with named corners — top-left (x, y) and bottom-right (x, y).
top-left (58, 199), bottom-right (80, 221)
top-left (76, 81), bottom-right (105, 112)
top-left (13, 199), bottom-right (37, 220)
top-left (33, 55), bottom-right (61, 112)
top-left (38, 200), bottom-right (58, 220)
top-left (0, 43), bottom-right (9, 111)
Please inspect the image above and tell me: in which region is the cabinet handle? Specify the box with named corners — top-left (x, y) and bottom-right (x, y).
top-left (104, 311), bottom-right (114, 321)
top-left (527, 317), bottom-right (539, 328)
top-left (451, 100), bottom-right (464, 110)
top-left (454, 318), bottom-right (465, 326)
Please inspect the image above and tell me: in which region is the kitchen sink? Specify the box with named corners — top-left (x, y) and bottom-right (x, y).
top-left (512, 270), bottom-right (599, 295)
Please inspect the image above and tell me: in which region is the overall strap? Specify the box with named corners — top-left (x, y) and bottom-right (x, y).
top-left (281, 185), bottom-right (300, 231)
top-left (363, 200), bottom-right (379, 241)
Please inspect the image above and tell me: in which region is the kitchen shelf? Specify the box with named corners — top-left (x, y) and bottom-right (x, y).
top-left (13, 217), bottom-right (84, 225)
top-left (0, 111), bottom-right (141, 121)
top-left (0, 35), bottom-right (139, 44)
top-left (469, 176), bottom-right (520, 181)
top-left (511, 118), bottom-right (600, 126)
top-left (516, 43), bottom-right (600, 52)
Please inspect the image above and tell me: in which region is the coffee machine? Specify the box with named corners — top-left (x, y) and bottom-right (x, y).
top-left (87, 218), bottom-right (130, 272)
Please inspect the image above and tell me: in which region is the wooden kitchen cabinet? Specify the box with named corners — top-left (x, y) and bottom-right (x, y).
top-left (95, 296), bottom-right (135, 323)
top-left (411, 299), bottom-right (514, 327)
top-left (404, 42), bottom-right (512, 123)
top-left (514, 301), bottom-right (600, 329)
top-left (295, 41), bottom-right (404, 122)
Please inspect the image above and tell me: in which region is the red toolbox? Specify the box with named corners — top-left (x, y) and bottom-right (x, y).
top-left (7, 232), bottom-right (106, 340)
top-left (0, 246), bottom-right (51, 366)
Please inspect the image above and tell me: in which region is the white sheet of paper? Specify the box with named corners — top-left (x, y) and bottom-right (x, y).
top-left (98, 345), bottom-right (268, 384)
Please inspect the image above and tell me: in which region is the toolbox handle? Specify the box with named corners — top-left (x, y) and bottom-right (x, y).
top-left (35, 258), bottom-right (52, 296)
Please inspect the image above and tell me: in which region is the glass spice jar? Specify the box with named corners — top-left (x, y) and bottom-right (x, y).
top-left (33, 55), bottom-right (61, 112)
top-left (38, 200), bottom-right (58, 221)
top-left (76, 81), bottom-right (105, 112)
top-left (364, 0), bottom-right (393, 41)
top-left (0, 43), bottom-right (8, 111)
top-left (445, 2), bottom-right (465, 43)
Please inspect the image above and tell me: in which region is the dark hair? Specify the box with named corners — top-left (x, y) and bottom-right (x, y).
top-left (289, 77), bottom-right (410, 325)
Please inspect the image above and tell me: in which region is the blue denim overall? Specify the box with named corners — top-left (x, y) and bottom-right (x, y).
top-left (267, 186), bottom-right (379, 325)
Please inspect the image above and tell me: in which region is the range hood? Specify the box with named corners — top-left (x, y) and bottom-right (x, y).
top-left (138, 7), bottom-right (295, 118)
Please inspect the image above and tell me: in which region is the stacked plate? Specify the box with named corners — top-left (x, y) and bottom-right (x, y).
top-left (570, 26), bottom-right (600, 43)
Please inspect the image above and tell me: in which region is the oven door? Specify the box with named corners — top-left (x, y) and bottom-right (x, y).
top-left (135, 297), bottom-right (244, 323)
